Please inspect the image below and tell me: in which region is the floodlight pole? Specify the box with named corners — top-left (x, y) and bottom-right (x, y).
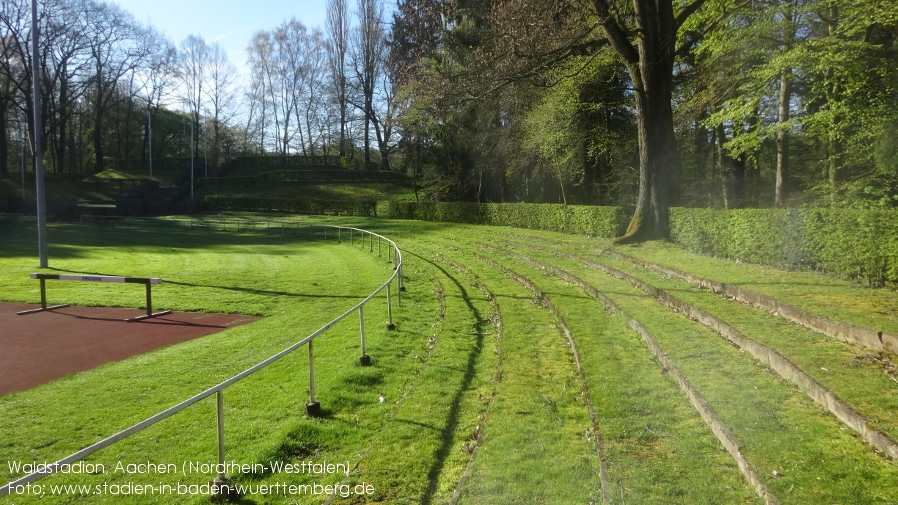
top-left (190, 119), bottom-right (194, 200)
top-left (20, 121), bottom-right (26, 202)
top-left (31, 0), bottom-right (48, 269)
top-left (147, 108), bottom-right (153, 178)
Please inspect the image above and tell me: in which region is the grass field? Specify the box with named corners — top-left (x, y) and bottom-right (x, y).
top-left (1, 213), bottom-right (897, 504)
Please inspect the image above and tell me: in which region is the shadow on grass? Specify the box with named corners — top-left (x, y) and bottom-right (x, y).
top-left (37, 268), bottom-right (369, 301)
top-left (0, 214), bottom-right (461, 259)
top-left (165, 280), bottom-right (371, 301)
top-left (406, 250), bottom-right (490, 505)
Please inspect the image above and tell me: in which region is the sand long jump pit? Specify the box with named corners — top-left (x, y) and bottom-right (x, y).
top-left (0, 302), bottom-right (259, 396)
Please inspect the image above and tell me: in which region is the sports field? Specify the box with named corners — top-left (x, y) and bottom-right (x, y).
top-left (1, 213), bottom-right (897, 504)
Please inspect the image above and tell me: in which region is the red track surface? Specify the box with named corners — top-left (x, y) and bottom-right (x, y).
top-left (0, 302), bottom-right (259, 397)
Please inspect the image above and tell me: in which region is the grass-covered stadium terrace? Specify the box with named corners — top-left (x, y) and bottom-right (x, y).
top-left (1, 213), bottom-right (898, 504)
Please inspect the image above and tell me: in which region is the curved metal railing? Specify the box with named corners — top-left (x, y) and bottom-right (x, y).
top-left (0, 224), bottom-right (403, 498)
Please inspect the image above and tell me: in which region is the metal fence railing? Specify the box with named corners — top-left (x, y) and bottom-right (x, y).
top-left (0, 224), bottom-right (403, 499)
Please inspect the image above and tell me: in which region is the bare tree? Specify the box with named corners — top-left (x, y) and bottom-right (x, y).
top-left (204, 42), bottom-right (237, 166)
top-left (350, 0), bottom-right (382, 167)
top-left (290, 27), bottom-right (329, 156)
top-left (139, 28), bottom-right (177, 164)
top-left (272, 18), bottom-right (307, 155)
top-left (246, 31), bottom-right (273, 153)
top-left (326, 0), bottom-right (350, 158)
top-left (179, 34), bottom-right (209, 158)
top-left (84, 0), bottom-right (151, 173)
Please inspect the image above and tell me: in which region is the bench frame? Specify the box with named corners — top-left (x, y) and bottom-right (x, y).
top-left (16, 273), bottom-right (173, 322)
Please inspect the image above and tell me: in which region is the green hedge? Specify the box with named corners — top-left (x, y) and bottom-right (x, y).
top-left (669, 208), bottom-right (898, 286)
top-left (205, 196), bottom-right (376, 216)
top-left (386, 201), bottom-right (623, 238)
top-left (384, 202), bottom-right (897, 286)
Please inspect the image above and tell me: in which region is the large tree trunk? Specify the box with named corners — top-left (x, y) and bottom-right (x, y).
top-left (617, 0), bottom-right (679, 242)
top-left (620, 73), bottom-right (677, 241)
top-left (596, 0), bottom-right (681, 242)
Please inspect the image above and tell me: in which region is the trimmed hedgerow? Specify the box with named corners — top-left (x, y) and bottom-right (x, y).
top-left (387, 202), bottom-right (898, 286)
top-left (804, 209), bottom-right (898, 288)
top-left (205, 196), bottom-right (377, 216)
top-left (669, 207), bottom-right (898, 287)
top-left (386, 201), bottom-right (624, 238)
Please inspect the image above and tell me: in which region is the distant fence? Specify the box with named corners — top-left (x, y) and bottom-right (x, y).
top-left (234, 155), bottom-right (342, 170)
top-left (0, 223), bottom-right (404, 499)
top-left (108, 158), bottom-right (197, 173)
top-left (200, 169), bottom-right (410, 187)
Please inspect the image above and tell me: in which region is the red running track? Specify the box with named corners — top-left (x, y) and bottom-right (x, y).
top-left (0, 302), bottom-right (259, 396)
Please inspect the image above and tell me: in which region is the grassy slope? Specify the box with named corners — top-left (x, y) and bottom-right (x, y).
top-left (196, 182), bottom-right (413, 203)
top-left (2, 167), bottom-right (414, 207)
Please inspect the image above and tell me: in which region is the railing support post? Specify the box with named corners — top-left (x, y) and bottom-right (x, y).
top-left (359, 306), bottom-right (371, 365)
top-left (39, 278), bottom-right (46, 309)
top-left (306, 341), bottom-right (322, 416)
top-left (386, 283), bottom-right (396, 331)
top-left (145, 282), bottom-right (153, 317)
top-left (211, 390), bottom-right (236, 500)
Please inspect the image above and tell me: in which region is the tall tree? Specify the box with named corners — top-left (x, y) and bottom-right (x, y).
top-left (350, 0), bottom-right (394, 169)
top-left (246, 31), bottom-right (273, 153)
top-left (179, 34), bottom-right (209, 159)
top-left (84, 0), bottom-right (150, 173)
top-left (204, 42), bottom-right (237, 167)
top-left (296, 28), bottom-right (327, 155)
top-left (326, 0), bottom-right (350, 158)
top-left (592, 0), bottom-right (707, 240)
top-left (799, 0), bottom-right (898, 204)
top-left (437, 0), bottom-right (710, 239)
top-left (139, 28), bottom-right (177, 165)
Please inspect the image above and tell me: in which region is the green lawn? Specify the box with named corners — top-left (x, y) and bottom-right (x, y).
top-left (1, 214), bottom-right (897, 504)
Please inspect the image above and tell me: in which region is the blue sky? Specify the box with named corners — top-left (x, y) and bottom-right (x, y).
top-left (109, 0), bottom-right (329, 68)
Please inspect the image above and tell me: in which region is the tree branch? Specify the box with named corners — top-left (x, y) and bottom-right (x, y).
top-left (675, 0), bottom-right (710, 29)
top-left (591, 0), bottom-right (639, 64)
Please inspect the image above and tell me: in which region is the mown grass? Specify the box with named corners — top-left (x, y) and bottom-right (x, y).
top-left (489, 236), bottom-right (898, 504)
top-left (410, 242), bottom-right (601, 504)
top-left (490, 230), bottom-right (898, 443)
top-left (581, 250), bottom-right (898, 442)
top-left (3, 214), bottom-right (898, 504)
top-left (484, 226), bottom-right (898, 334)
top-left (615, 240), bottom-right (898, 333)
top-left (0, 217), bottom-right (426, 504)
top-left (92, 167), bottom-right (184, 186)
top-left (440, 235), bottom-right (759, 504)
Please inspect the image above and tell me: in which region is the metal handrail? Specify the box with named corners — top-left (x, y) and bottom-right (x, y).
top-left (1, 225), bottom-right (403, 498)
